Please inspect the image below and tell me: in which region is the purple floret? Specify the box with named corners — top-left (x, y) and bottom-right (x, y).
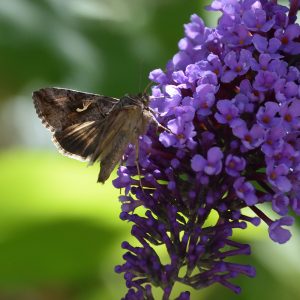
top-left (225, 154), bottom-right (246, 177)
top-left (268, 216), bottom-right (294, 244)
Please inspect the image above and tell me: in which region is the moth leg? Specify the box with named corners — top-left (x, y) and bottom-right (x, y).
top-left (157, 121), bottom-right (172, 134)
top-left (134, 140), bottom-right (143, 189)
top-left (148, 110), bottom-right (175, 135)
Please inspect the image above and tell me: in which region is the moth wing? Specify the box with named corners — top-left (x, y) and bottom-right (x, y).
top-left (50, 104), bottom-right (148, 168)
top-left (95, 106), bottom-right (151, 183)
top-left (33, 87), bottom-right (118, 131)
top-left (52, 120), bottom-right (105, 162)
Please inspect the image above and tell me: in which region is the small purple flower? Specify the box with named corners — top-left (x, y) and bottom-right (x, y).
top-left (193, 84), bottom-right (217, 116)
top-left (274, 79), bottom-right (299, 102)
top-left (269, 142), bottom-right (297, 169)
top-left (233, 93), bottom-right (254, 113)
top-left (225, 154), bottom-right (246, 177)
top-left (184, 13), bottom-right (206, 43)
top-left (208, 0), bottom-right (240, 14)
top-left (119, 195), bottom-right (142, 213)
top-left (206, 53), bottom-right (225, 77)
top-left (250, 53), bottom-right (272, 72)
top-left (222, 49), bottom-right (253, 83)
top-left (161, 117), bottom-right (196, 148)
top-left (113, 166), bottom-right (132, 193)
top-left (184, 64), bottom-right (202, 84)
top-left (287, 66), bottom-right (300, 82)
top-left (261, 126), bottom-right (285, 157)
top-left (239, 78), bottom-right (264, 104)
top-left (242, 7), bottom-right (274, 32)
top-left (232, 121), bottom-right (265, 150)
top-left (268, 216), bottom-right (294, 244)
top-left (224, 24), bottom-right (253, 48)
top-left (172, 51), bottom-right (193, 70)
top-left (149, 68), bottom-right (169, 84)
top-left (272, 193), bottom-right (290, 216)
top-left (192, 147), bottom-right (223, 175)
top-left (191, 154), bottom-right (206, 172)
top-left (204, 147), bottom-right (224, 175)
top-left (177, 291), bottom-right (191, 300)
top-left (279, 100), bottom-right (300, 132)
top-left (215, 99), bottom-right (239, 126)
top-left (256, 101), bottom-right (280, 128)
top-left (172, 70), bottom-right (189, 88)
top-left (150, 85), bottom-right (181, 115)
top-left (274, 24), bottom-right (300, 54)
top-left (252, 35), bottom-right (281, 57)
top-left (234, 177), bottom-right (258, 206)
top-left (253, 70), bottom-right (278, 92)
top-left (266, 164), bottom-right (292, 192)
top-left (268, 58), bottom-right (288, 77)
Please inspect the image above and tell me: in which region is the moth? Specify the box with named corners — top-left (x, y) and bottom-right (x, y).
top-left (33, 87), bottom-right (156, 183)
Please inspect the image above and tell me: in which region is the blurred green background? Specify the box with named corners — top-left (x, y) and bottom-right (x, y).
top-left (0, 0), bottom-right (299, 299)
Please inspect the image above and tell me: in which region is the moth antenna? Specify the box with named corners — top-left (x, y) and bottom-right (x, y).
top-left (143, 81), bottom-right (153, 95)
top-left (138, 58), bottom-right (147, 93)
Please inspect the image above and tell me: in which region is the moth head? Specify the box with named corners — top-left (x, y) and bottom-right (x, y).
top-left (139, 93), bottom-right (150, 105)
top-left (124, 93), bottom-right (149, 107)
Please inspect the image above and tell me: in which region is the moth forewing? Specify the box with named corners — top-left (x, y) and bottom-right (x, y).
top-left (97, 102), bottom-right (152, 183)
top-left (33, 88), bottom-right (118, 131)
top-left (91, 110), bottom-right (129, 162)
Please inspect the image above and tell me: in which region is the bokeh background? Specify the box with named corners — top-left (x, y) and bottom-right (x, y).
top-left (0, 0), bottom-right (300, 299)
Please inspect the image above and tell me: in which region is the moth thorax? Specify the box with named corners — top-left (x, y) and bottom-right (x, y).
top-left (120, 94), bottom-right (149, 107)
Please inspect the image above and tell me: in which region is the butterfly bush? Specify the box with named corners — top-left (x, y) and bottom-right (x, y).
top-left (114, 0), bottom-right (300, 298)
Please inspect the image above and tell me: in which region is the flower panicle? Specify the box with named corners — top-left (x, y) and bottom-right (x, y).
top-left (115, 0), bottom-right (300, 298)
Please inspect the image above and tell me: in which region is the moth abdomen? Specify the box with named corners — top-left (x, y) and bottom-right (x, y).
top-left (98, 131), bottom-right (130, 183)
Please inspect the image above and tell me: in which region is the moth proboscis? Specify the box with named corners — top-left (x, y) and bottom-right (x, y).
top-left (33, 87), bottom-right (159, 183)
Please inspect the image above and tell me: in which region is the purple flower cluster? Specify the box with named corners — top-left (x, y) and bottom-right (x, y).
top-left (115, 1), bottom-right (300, 298)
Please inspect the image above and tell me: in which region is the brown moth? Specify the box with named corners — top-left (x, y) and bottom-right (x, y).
top-left (33, 87), bottom-right (154, 183)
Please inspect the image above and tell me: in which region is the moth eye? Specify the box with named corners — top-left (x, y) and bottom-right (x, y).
top-left (142, 96), bottom-right (148, 104)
